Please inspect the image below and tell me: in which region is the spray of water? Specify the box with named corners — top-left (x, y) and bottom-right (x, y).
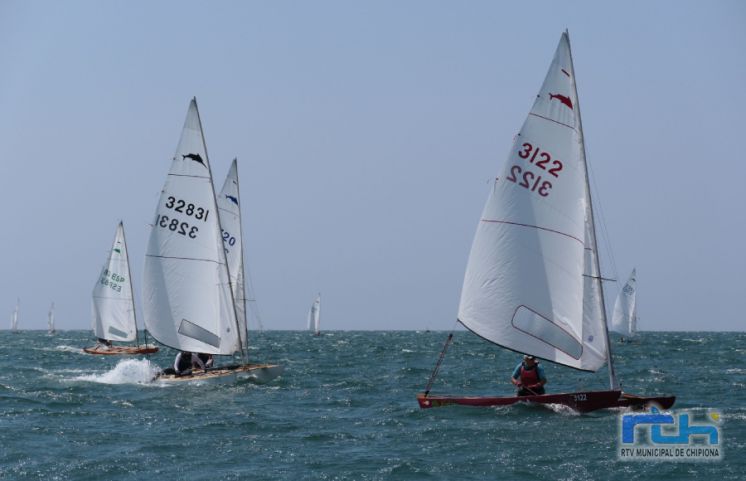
top-left (73, 358), bottom-right (161, 385)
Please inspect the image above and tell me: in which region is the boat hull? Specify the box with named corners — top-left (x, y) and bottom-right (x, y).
top-left (154, 363), bottom-right (283, 385)
top-left (83, 345), bottom-right (159, 355)
top-left (417, 390), bottom-right (675, 413)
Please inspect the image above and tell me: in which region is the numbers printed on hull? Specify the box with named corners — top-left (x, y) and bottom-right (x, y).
top-left (572, 393), bottom-right (587, 402)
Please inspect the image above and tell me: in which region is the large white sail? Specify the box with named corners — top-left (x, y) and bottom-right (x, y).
top-left (217, 158), bottom-right (247, 353)
top-left (91, 222), bottom-right (137, 342)
top-left (308, 294), bottom-right (321, 334)
top-left (610, 269), bottom-right (637, 336)
top-left (143, 98), bottom-right (241, 355)
top-left (458, 32), bottom-right (605, 371)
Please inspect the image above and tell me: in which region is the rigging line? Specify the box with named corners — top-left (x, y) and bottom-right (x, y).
top-left (585, 155), bottom-right (620, 300)
top-left (424, 327), bottom-right (456, 396)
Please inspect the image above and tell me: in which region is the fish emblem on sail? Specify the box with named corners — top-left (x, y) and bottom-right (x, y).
top-left (225, 194), bottom-right (238, 206)
top-left (182, 153), bottom-right (206, 167)
top-left (549, 93), bottom-right (573, 110)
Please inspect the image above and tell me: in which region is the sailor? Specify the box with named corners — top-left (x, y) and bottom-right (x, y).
top-left (511, 355), bottom-right (547, 396)
top-left (196, 353), bottom-right (214, 369)
top-left (96, 338), bottom-right (113, 349)
top-left (173, 351), bottom-right (196, 376)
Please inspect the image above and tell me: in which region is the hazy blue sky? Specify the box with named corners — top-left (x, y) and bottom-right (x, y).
top-left (1, 1), bottom-right (744, 332)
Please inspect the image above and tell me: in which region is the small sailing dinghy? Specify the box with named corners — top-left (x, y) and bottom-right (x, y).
top-left (308, 294), bottom-right (321, 336)
top-left (610, 269), bottom-right (637, 342)
top-left (145, 99), bottom-right (282, 384)
top-left (10, 298), bottom-right (19, 333)
top-left (418, 32), bottom-right (674, 413)
top-left (47, 302), bottom-right (56, 335)
top-left (85, 221), bottom-right (158, 355)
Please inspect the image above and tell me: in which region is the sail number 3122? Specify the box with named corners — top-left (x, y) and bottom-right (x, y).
top-left (505, 142), bottom-right (564, 198)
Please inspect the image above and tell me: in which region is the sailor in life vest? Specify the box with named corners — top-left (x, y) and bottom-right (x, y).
top-left (511, 355), bottom-right (547, 396)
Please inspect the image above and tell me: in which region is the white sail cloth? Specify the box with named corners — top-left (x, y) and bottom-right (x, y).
top-left (217, 158), bottom-right (248, 351)
top-left (308, 294), bottom-right (320, 333)
top-left (91, 222), bottom-right (137, 341)
top-left (610, 269), bottom-right (637, 336)
top-left (458, 33), bottom-right (608, 372)
top-left (143, 99), bottom-right (241, 355)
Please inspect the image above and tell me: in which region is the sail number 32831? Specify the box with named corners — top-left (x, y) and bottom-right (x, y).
top-left (155, 196), bottom-right (210, 239)
top-left (505, 142), bottom-right (564, 197)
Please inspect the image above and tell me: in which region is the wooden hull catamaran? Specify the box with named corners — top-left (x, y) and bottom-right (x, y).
top-left (86, 221), bottom-right (158, 356)
top-left (144, 99), bottom-right (281, 384)
top-left (418, 32), bottom-right (674, 413)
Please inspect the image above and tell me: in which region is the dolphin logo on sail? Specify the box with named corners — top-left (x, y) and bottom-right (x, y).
top-left (182, 153), bottom-right (206, 167)
top-left (225, 194), bottom-right (238, 206)
top-left (549, 93), bottom-right (573, 110)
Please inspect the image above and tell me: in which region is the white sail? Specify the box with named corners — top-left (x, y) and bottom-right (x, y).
top-left (307, 294), bottom-right (321, 334)
top-left (10, 298), bottom-right (19, 331)
top-left (217, 158), bottom-right (248, 353)
top-left (458, 32), bottom-right (607, 372)
top-left (91, 222), bottom-right (137, 342)
top-left (48, 302), bottom-right (55, 333)
top-left (610, 269), bottom-right (637, 336)
top-left (143, 98), bottom-right (241, 355)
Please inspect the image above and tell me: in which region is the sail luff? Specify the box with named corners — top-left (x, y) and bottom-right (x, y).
top-left (232, 159), bottom-right (249, 359)
top-left (565, 31), bottom-right (620, 390)
top-left (119, 221), bottom-right (140, 346)
top-left (193, 98), bottom-right (243, 356)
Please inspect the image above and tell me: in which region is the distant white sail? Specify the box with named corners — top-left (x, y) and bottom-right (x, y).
top-left (217, 158), bottom-right (248, 353)
top-left (91, 222), bottom-right (137, 342)
top-left (48, 302), bottom-right (55, 334)
top-left (143, 98), bottom-right (240, 355)
top-left (458, 33), bottom-right (607, 372)
top-left (307, 294), bottom-right (321, 334)
top-left (610, 269), bottom-right (637, 337)
top-left (10, 298), bottom-right (19, 331)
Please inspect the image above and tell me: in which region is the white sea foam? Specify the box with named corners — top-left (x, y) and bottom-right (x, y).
top-left (54, 345), bottom-right (88, 354)
top-left (72, 359), bottom-right (160, 385)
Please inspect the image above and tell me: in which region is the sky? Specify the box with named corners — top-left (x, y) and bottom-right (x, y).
top-left (1, 1), bottom-right (744, 332)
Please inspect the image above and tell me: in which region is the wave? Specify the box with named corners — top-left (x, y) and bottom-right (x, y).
top-left (71, 359), bottom-right (160, 385)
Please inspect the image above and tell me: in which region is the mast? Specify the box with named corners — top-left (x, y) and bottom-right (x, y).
top-left (233, 158), bottom-right (250, 362)
top-left (565, 31), bottom-right (619, 390)
top-left (194, 98), bottom-right (246, 361)
top-left (120, 221), bottom-right (140, 347)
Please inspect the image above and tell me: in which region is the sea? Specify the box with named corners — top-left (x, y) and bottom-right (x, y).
top-left (0, 330), bottom-right (743, 480)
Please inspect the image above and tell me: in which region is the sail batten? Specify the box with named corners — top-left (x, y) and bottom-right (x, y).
top-left (457, 32), bottom-right (609, 372)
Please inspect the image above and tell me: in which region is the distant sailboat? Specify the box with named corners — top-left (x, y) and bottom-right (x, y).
top-left (610, 269), bottom-right (637, 341)
top-left (10, 298), bottom-right (19, 333)
top-left (144, 98), bottom-right (281, 383)
top-left (47, 302), bottom-right (56, 335)
top-left (85, 222), bottom-right (158, 355)
top-left (417, 32), bottom-right (674, 412)
top-left (308, 294), bottom-right (321, 336)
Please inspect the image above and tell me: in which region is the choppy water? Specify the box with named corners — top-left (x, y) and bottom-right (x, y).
top-left (0, 331), bottom-right (743, 480)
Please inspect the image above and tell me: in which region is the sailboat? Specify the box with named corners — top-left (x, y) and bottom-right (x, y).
top-left (10, 298), bottom-right (19, 333)
top-left (144, 98), bottom-right (282, 383)
top-left (417, 32), bottom-right (674, 412)
top-left (47, 302), bottom-right (56, 335)
top-left (84, 221), bottom-right (158, 355)
top-left (308, 293), bottom-right (321, 336)
top-left (610, 269), bottom-right (637, 341)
